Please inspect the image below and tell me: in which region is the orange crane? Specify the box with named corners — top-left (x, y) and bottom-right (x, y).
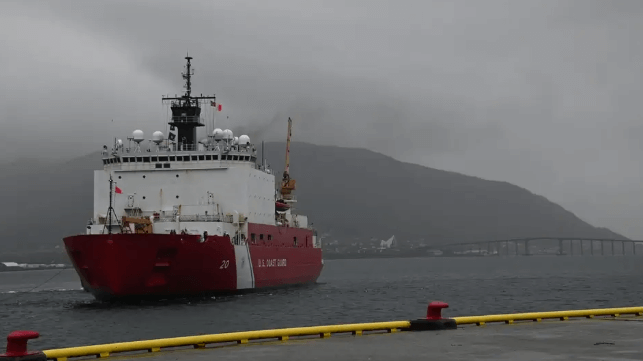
top-left (279, 117), bottom-right (296, 200)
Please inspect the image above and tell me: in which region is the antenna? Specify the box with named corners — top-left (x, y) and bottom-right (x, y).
top-left (162, 56), bottom-right (216, 150)
top-left (132, 130), bottom-right (144, 152)
top-left (152, 131), bottom-right (164, 151)
top-left (103, 175), bottom-right (123, 235)
top-left (182, 55), bottom-right (194, 99)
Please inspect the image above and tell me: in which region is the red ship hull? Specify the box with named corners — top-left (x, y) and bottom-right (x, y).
top-left (63, 223), bottom-right (323, 301)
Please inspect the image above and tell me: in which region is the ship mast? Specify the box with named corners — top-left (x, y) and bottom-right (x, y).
top-left (161, 55), bottom-right (216, 151)
top-left (103, 175), bottom-right (123, 234)
top-left (279, 117), bottom-right (296, 200)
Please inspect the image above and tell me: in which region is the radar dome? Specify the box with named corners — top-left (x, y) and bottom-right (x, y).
top-left (233, 136), bottom-right (239, 145)
top-left (152, 131), bottom-right (164, 144)
top-left (132, 130), bottom-right (144, 143)
top-left (116, 139), bottom-right (123, 147)
top-left (213, 128), bottom-right (223, 140)
top-left (223, 129), bottom-right (233, 140)
top-left (238, 135), bottom-right (250, 146)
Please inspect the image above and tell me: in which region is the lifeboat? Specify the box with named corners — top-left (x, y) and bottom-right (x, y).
top-left (275, 200), bottom-right (290, 212)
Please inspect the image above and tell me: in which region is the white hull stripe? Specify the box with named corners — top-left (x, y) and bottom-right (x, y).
top-left (234, 244), bottom-right (255, 289)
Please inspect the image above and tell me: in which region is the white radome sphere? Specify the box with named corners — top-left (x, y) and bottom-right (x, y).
top-left (223, 129), bottom-right (233, 140)
top-left (132, 130), bottom-right (144, 142)
top-left (152, 131), bottom-right (164, 144)
top-left (238, 135), bottom-right (250, 146)
top-left (213, 128), bottom-right (223, 140)
top-left (233, 136), bottom-right (239, 145)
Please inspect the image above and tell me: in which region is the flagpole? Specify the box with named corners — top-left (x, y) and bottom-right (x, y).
top-left (108, 175), bottom-right (113, 234)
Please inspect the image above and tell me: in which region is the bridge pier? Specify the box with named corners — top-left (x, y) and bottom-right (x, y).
top-left (622, 241), bottom-right (625, 255)
top-left (580, 240), bottom-right (584, 256)
top-left (525, 240), bottom-right (530, 256)
top-left (601, 240), bottom-right (605, 256)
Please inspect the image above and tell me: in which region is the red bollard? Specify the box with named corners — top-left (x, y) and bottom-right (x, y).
top-left (0, 331), bottom-right (46, 361)
top-left (408, 301), bottom-right (457, 331)
top-left (426, 301), bottom-right (449, 320)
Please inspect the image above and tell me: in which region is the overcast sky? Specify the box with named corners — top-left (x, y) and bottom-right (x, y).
top-left (2, 0), bottom-right (643, 238)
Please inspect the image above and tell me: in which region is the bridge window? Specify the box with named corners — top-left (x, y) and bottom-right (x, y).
top-left (206, 155), bottom-right (212, 161)
top-left (159, 156), bottom-right (168, 162)
top-left (163, 163), bottom-right (170, 168)
top-left (199, 155), bottom-right (205, 161)
top-left (169, 156), bottom-right (176, 161)
top-left (191, 155), bottom-right (198, 161)
top-left (151, 156), bottom-right (158, 162)
top-left (251, 233), bottom-right (256, 242)
top-left (260, 234), bottom-right (264, 240)
top-left (268, 235), bottom-right (273, 241)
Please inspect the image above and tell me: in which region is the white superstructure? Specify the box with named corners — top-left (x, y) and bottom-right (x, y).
top-left (88, 56), bottom-right (309, 243)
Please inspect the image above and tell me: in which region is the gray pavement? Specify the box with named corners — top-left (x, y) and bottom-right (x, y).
top-left (93, 317), bottom-right (643, 361)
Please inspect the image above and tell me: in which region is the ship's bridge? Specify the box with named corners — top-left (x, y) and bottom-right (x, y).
top-left (101, 147), bottom-right (261, 171)
top-left (101, 129), bottom-right (271, 173)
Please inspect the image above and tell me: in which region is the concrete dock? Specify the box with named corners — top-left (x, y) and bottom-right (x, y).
top-left (70, 317), bottom-right (643, 361)
top-left (5, 305), bottom-right (643, 361)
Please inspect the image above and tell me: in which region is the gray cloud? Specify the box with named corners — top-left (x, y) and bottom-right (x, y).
top-left (2, 0), bottom-right (643, 237)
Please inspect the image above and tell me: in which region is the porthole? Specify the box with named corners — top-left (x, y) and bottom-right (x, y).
top-left (142, 196), bottom-right (146, 200)
top-left (143, 175), bottom-right (146, 179)
top-left (176, 174), bottom-right (179, 178)
top-left (176, 195), bottom-right (179, 199)
top-left (118, 176), bottom-right (121, 179)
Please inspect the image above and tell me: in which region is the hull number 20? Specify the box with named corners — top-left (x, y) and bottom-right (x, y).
top-left (220, 260), bottom-right (230, 269)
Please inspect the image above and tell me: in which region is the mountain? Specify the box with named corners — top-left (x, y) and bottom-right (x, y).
top-left (262, 142), bottom-right (627, 243)
top-left (0, 142), bottom-right (627, 256)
